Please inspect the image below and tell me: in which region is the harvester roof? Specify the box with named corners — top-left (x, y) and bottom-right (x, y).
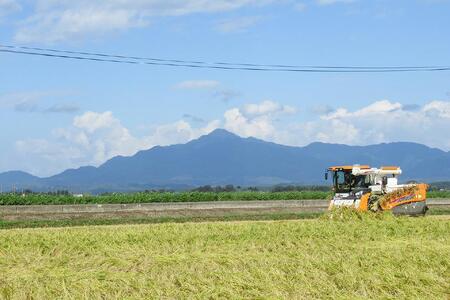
top-left (327, 165), bottom-right (370, 171)
top-left (380, 166), bottom-right (400, 171)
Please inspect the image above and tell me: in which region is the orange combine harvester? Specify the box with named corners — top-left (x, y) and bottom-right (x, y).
top-left (325, 165), bottom-right (428, 216)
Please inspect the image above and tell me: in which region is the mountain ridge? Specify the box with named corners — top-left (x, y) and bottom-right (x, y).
top-left (1, 129), bottom-right (449, 192)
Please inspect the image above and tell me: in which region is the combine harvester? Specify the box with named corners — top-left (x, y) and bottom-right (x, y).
top-left (325, 165), bottom-right (428, 216)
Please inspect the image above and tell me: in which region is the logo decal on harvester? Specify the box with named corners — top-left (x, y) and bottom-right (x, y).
top-left (391, 193), bottom-right (415, 204)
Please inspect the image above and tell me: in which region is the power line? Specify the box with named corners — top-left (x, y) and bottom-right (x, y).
top-left (1, 44), bottom-right (450, 73)
top-left (2, 43), bottom-right (449, 70)
top-left (2, 43), bottom-right (447, 70)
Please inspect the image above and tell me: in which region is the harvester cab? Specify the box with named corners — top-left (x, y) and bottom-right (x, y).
top-left (325, 165), bottom-right (428, 216)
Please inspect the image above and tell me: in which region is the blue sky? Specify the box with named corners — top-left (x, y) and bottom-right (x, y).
top-left (1, 0), bottom-right (450, 176)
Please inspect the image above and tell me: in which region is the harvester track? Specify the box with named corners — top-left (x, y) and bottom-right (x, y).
top-left (1, 199), bottom-right (449, 221)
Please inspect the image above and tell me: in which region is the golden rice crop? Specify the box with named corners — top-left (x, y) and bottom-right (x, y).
top-left (0, 217), bottom-right (449, 299)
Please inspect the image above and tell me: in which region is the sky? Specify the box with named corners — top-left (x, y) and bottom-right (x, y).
top-left (1, 0), bottom-right (450, 177)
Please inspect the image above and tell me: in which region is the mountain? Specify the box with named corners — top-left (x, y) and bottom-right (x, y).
top-left (0, 171), bottom-right (41, 188)
top-left (1, 129), bottom-right (450, 192)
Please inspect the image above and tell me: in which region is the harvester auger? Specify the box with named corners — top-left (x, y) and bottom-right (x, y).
top-left (325, 165), bottom-right (428, 216)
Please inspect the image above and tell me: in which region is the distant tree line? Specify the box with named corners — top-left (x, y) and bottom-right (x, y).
top-left (6, 189), bottom-right (71, 195)
top-left (191, 185), bottom-right (244, 192)
top-left (1, 185), bottom-right (332, 195)
top-left (191, 184), bottom-right (330, 193)
top-left (4, 182), bottom-right (447, 196)
top-left (271, 185), bottom-right (330, 192)
top-left (428, 182), bottom-right (450, 191)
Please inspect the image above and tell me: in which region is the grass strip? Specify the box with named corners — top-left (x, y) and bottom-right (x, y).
top-left (0, 212), bottom-right (322, 230)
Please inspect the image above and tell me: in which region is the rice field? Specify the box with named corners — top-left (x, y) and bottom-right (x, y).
top-left (1, 212), bottom-right (449, 299)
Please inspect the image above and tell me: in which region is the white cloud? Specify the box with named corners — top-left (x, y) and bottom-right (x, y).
top-left (225, 99), bottom-right (450, 150)
top-left (14, 0), bottom-right (275, 43)
top-left (422, 100), bottom-right (450, 118)
top-left (51, 111), bottom-right (145, 164)
top-left (224, 100), bottom-right (297, 140)
top-left (9, 100), bottom-right (450, 176)
top-left (216, 16), bottom-right (262, 33)
top-left (15, 111), bottom-right (220, 176)
top-left (175, 80), bottom-right (220, 90)
top-left (224, 107), bottom-right (276, 139)
top-left (321, 100), bottom-right (402, 120)
top-left (292, 119), bottom-right (360, 145)
top-left (309, 100), bottom-right (450, 149)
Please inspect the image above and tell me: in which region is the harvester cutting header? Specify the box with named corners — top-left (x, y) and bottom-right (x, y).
top-left (325, 165), bottom-right (428, 216)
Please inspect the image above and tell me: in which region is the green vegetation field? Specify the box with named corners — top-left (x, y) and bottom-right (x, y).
top-left (1, 213), bottom-right (449, 299)
top-left (0, 190), bottom-right (449, 205)
top-left (0, 191), bottom-right (330, 205)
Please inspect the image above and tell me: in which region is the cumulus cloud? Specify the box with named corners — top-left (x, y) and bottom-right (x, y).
top-left (321, 100), bottom-right (402, 120)
top-left (14, 0), bottom-right (275, 43)
top-left (310, 100), bottom-right (450, 149)
top-left (11, 99), bottom-right (450, 176)
top-left (423, 101), bottom-right (450, 118)
top-left (224, 100), bottom-right (297, 140)
top-left (222, 99), bottom-right (450, 150)
top-left (291, 119), bottom-right (360, 145)
top-left (15, 111), bottom-right (220, 176)
top-left (224, 107), bottom-right (276, 139)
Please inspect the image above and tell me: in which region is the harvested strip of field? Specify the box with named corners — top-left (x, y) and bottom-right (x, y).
top-left (1, 215), bottom-right (449, 299)
top-left (0, 207), bottom-right (449, 230)
top-left (1, 199), bottom-right (448, 224)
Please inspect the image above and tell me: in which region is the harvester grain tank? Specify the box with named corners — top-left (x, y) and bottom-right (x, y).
top-left (325, 165), bottom-right (428, 216)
